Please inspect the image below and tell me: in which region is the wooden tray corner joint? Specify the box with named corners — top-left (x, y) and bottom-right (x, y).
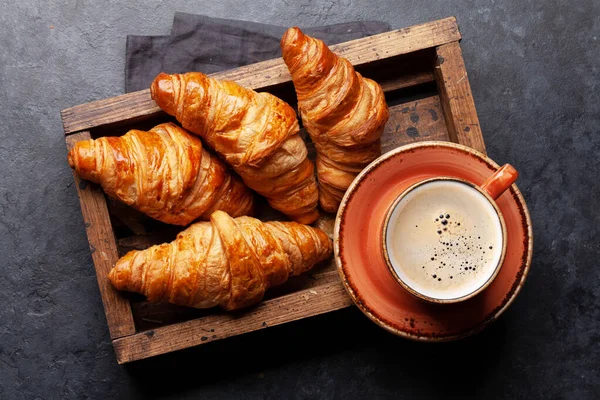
top-left (61, 16), bottom-right (487, 364)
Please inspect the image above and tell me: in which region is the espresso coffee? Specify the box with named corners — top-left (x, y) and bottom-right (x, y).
top-left (385, 180), bottom-right (504, 301)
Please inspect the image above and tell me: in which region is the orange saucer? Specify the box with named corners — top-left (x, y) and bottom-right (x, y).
top-left (334, 142), bottom-right (533, 341)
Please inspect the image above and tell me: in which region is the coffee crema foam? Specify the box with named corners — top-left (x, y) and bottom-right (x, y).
top-left (386, 180), bottom-right (503, 300)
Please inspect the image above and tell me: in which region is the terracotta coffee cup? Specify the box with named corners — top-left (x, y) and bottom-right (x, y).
top-left (382, 164), bottom-right (518, 304)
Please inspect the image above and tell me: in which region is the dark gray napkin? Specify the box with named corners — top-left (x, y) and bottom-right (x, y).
top-left (125, 12), bottom-right (390, 93)
top-left (125, 35), bottom-right (171, 93)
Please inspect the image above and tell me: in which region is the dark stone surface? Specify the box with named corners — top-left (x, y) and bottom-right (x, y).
top-left (0, 1), bottom-right (598, 399)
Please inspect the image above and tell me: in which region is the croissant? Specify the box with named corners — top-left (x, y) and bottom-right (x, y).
top-left (151, 72), bottom-right (320, 224)
top-left (281, 27), bottom-right (389, 213)
top-left (67, 122), bottom-right (254, 226)
top-left (108, 210), bottom-right (332, 310)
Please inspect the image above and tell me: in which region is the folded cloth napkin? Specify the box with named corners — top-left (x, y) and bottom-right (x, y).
top-left (125, 12), bottom-right (390, 92)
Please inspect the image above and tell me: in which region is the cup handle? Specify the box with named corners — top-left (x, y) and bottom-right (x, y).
top-left (480, 164), bottom-right (519, 200)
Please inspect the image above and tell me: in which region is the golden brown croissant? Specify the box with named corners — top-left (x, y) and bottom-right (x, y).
top-left (281, 27), bottom-right (389, 213)
top-left (67, 122), bottom-right (254, 226)
top-left (108, 210), bottom-right (332, 310)
top-left (150, 72), bottom-right (320, 224)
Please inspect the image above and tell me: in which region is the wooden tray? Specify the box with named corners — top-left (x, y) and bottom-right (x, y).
top-left (61, 16), bottom-right (486, 364)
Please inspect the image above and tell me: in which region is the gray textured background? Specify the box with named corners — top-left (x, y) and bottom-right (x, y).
top-left (1, 1), bottom-right (599, 399)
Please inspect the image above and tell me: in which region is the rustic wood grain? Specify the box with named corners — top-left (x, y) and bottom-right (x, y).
top-left (378, 70), bottom-right (433, 92)
top-left (381, 95), bottom-right (449, 153)
top-left (61, 92), bottom-right (163, 134)
top-left (131, 268), bottom-right (340, 330)
top-left (61, 17), bottom-right (459, 134)
top-left (434, 42), bottom-right (486, 154)
top-left (113, 279), bottom-right (352, 363)
top-left (66, 132), bottom-right (136, 339)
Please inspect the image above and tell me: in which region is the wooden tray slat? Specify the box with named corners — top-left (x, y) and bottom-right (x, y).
top-left (66, 132), bottom-right (136, 339)
top-left (381, 95), bottom-right (448, 152)
top-left (60, 17), bottom-right (460, 135)
top-left (378, 70), bottom-right (433, 93)
top-left (113, 279), bottom-right (352, 364)
top-left (434, 42), bottom-right (486, 154)
top-left (131, 268), bottom-right (341, 331)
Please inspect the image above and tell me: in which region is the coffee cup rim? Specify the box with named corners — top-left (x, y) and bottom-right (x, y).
top-left (381, 176), bottom-right (508, 304)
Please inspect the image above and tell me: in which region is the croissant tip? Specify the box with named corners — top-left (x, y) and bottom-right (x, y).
top-left (68, 140), bottom-right (98, 178)
top-left (154, 72), bottom-right (172, 84)
top-left (67, 148), bottom-right (75, 168)
top-left (108, 252), bottom-right (137, 291)
top-left (107, 267), bottom-right (117, 285)
top-left (150, 72), bottom-right (177, 115)
top-left (107, 266), bottom-right (125, 293)
top-left (150, 72), bottom-right (168, 98)
top-left (281, 26), bottom-right (305, 48)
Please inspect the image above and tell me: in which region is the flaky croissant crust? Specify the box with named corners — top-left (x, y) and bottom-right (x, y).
top-left (281, 27), bottom-right (389, 213)
top-left (108, 210), bottom-right (332, 310)
top-left (67, 122), bottom-right (254, 226)
top-left (151, 72), bottom-right (320, 224)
